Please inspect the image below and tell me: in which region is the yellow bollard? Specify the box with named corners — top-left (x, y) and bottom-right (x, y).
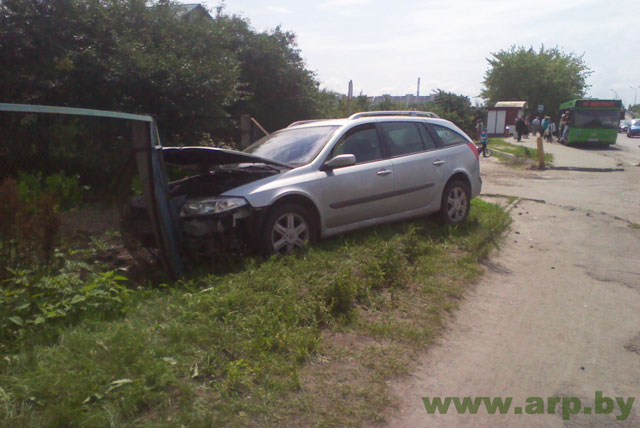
top-left (536, 136), bottom-right (545, 169)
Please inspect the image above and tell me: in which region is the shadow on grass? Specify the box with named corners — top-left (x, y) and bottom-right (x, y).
top-left (191, 207), bottom-right (494, 280)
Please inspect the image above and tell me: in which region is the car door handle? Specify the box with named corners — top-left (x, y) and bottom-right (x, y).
top-left (433, 160), bottom-right (445, 166)
top-left (377, 169), bottom-right (393, 176)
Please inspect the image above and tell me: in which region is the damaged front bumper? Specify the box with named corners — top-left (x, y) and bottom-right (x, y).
top-left (122, 195), bottom-right (266, 259)
top-left (180, 201), bottom-right (264, 257)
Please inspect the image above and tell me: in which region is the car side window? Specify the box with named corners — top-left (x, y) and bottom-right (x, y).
top-left (331, 124), bottom-right (383, 163)
top-left (430, 124), bottom-right (468, 146)
top-left (379, 122), bottom-right (425, 156)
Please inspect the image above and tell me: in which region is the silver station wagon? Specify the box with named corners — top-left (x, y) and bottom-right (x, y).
top-left (125, 111), bottom-right (482, 256)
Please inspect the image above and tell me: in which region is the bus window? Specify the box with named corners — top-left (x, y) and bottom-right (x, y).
top-left (572, 110), bottom-right (619, 129)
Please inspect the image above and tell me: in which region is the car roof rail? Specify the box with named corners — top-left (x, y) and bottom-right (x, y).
top-left (348, 110), bottom-right (440, 119)
top-left (287, 119), bottom-right (325, 128)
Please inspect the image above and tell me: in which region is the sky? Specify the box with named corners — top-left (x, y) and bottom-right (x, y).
top-left (187, 0), bottom-right (640, 107)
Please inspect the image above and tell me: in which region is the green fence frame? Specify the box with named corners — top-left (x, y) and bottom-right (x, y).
top-left (0, 103), bottom-right (184, 278)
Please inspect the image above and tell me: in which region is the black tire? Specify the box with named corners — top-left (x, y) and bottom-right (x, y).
top-left (261, 203), bottom-right (317, 255)
top-left (484, 147), bottom-right (493, 157)
top-left (439, 180), bottom-right (470, 225)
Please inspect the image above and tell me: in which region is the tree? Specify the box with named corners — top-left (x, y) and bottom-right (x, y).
top-left (0, 1), bottom-right (328, 142)
top-left (481, 45), bottom-right (592, 118)
top-left (215, 14), bottom-right (322, 132)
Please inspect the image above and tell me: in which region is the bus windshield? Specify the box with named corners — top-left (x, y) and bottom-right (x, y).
top-left (572, 110), bottom-right (619, 129)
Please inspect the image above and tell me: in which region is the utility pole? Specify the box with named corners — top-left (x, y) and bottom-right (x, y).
top-left (417, 77), bottom-right (420, 97)
top-left (631, 86), bottom-right (638, 106)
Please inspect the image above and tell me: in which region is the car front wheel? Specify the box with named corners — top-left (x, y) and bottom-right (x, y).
top-left (440, 180), bottom-right (470, 224)
top-left (262, 204), bottom-right (316, 255)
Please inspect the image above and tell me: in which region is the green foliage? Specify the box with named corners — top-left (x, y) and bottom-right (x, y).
top-left (489, 138), bottom-right (554, 165)
top-left (481, 45), bottom-right (592, 118)
top-left (428, 89), bottom-right (486, 136)
top-left (0, 199), bottom-right (511, 427)
top-left (17, 171), bottom-right (83, 211)
top-left (0, 0), bottom-right (324, 146)
top-left (0, 177), bottom-right (61, 268)
top-left (1, 265), bottom-right (132, 350)
top-left (311, 88), bottom-right (484, 136)
top-left (217, 15), bottom-right (322, 132)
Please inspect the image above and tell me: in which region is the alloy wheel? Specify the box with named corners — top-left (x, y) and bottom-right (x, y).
top-left (271, 212), bottom-right (310, 255)
top-left (446, 187), bottom-right (468, 222)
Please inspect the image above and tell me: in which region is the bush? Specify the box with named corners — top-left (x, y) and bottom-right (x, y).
top-left (17, 171), bottom-right (83, 211)
top-left (0, 178), bottom-right (61, 270)
top-left (0, 266), bottom-right (131, 350)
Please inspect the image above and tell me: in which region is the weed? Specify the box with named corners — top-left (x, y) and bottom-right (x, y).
top-left (0, 177), bottom-right (61, 270)
top-left (0, 200), bottom-right (511, 427)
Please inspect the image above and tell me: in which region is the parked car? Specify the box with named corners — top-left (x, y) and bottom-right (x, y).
top-left (619, 120), bottom-right (630, 133)
top-left (627, 119), bottom-right (640, 137)
top-left (123, 111), bottom-right (482, 256)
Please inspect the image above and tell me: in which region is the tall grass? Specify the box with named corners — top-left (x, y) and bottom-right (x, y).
top-left (0, 199), bottom-right (511, 428)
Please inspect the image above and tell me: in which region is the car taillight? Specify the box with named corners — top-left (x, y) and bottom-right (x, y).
top-left (467, 142), bottom-right (479, 160)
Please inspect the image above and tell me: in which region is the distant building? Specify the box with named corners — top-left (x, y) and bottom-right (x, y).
top-left (369, 94), bottom-right (434, 105)
top-left (173, 3), bottom-right (213, 22)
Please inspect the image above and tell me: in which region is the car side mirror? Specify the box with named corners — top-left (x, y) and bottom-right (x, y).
top-left (321, 154), bottom-right (356, 170)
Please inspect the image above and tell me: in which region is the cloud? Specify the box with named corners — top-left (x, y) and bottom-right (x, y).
top-left (265, 6), bottom-right (294, 14)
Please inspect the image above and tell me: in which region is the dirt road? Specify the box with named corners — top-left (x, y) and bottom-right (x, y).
top-left (384, 147), bottom-right (640, 427)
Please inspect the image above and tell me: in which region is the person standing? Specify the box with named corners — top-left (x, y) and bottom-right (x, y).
top-left (541, 116), bottom-right (550, 142)
top-left (475, 119), bottom-right (484, 141)
top-left (532, 116), bottom-right (541, 136)
top-left (561, 112), bottom-right (571, 143)
top-left (480, 128), bottom-right (488, 157)
top-left (559, 113), bottom-right (567, 143)
top-left (541, 116), bottom-right (549, 138)
top-left (547, 119), bottom-right (556, 143)
top-left (515, 116), bottom-right (526, 142)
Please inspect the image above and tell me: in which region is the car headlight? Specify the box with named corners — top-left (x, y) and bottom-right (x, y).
top-left (180, 197), bottom-right (248, 217)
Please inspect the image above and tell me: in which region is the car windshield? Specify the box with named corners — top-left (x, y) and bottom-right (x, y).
top-left (244, 126), bottom-right (339, 166)
top-left (632, 120), bottom-right (640, 126)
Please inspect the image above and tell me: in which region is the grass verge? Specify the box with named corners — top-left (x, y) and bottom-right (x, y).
top-left (0, 199), bottom-right (511, 428)
top-left (489, 138), bottom-right (553, 167)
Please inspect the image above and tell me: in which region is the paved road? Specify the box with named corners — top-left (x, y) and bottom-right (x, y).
top-left (500, 133), bottom-right (640, 169)
top-left (384, 145), bottom-right (640, 427)
top-left (598, 133), bottom-right (640, 166)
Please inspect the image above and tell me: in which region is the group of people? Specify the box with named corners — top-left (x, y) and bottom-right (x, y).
top-left (514, 114), bottom-right (567, 143)
top-left (474, 111), bottom-right (571, 157)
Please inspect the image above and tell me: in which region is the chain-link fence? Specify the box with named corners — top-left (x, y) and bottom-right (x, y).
top-left (0, 105), bottom-right (271, 281)
top-left (0, 106), bottom-right (167, 280)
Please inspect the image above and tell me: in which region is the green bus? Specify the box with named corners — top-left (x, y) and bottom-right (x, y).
top-left (558, 99), bottom-right (623, 146)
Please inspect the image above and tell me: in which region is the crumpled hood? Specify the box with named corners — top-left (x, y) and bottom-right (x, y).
top-left (162, 146), bottom-right (292, 169)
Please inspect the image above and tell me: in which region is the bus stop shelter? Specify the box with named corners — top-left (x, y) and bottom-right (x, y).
top-left (486, 101), bottom-right (527, 137)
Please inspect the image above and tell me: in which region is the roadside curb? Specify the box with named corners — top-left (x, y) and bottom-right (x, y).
top-left (491, 148), bottom-right (537, 166)
top-left (491, 149), bottom-right (624, 172)
top-left (547, 166), bottom-right (625, 172)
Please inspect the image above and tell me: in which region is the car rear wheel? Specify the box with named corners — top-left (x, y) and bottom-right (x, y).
top-left (440, 180), bottom-right (470, 224)
top-left (262, 204), bottom-right (316, 255)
